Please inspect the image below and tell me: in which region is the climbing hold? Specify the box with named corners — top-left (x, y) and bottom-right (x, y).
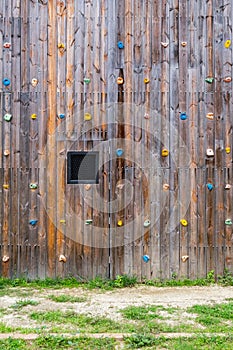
top-left (207, 183), bottom-right (214, 191)
top-left (163, 183), bottom-right (170, 191)
top-left (161, 149), bottom-right (169, 157)
top-left (144, 78), bottom-right (150, 84)
top-left (206, 148), bottom-right (214, 157)
top-left (31, 78), bottom-right (38, 87)
top-left (4, 150), bottom-right (10, 156)
top-left (31, 113), bottom-right (37, 120)
top-left (117, 41), bottom-right (124, 49)
top-left (59, 113), bottom-right (65, 119)
top-left (84, 113), bottom-right (92, 121)
top-left (144, 220), bottom-right (151, 228)
top-left (85, 219), bottom-right (93, 225)
top-left (142, 255), bottom-right (150, 263)
top-left (181, 41), bottom-right (187, 47)
top-left (2, 256), bottom-right (9, 263)
top-left (84, 77), bottom-right (91, 84)
top-left (2, 78), bottom-right (10, 86)
top-left (225, 219), bottom-right (232, 225)
top-left (117, 77), bottom-right (124, 85)
top-left (117, 220), bottom-right (123, 227)
top-left (205, 77), bottom-right (214, 84)
top-left (4, 113), bottom-right (12, 122)
top-left (3, 42), bottom-right (11, 48)
top-left (180, 112), bottom-right (188, 120)
top-left (224, 40), bottom-right (231, 48)
top-left (59, 254), bottom-right (67, 263)
top-left (3, 184), bottom-right (9, 189)
top-left (144, 113), bottom-right (150, 119)
top-left (206, 112), bottom-right (214, 120)
top-left (85, 184), bottom-right (91, 191)
top-left (29, 183), bottom-right (38, 189)
top-left (29, 220), bottom-right (38, 226)
top-left (223, 76), bottom-right (232, 83)
top-left (180, 219), bottom-right (188, 227)
top-left (181, 255), bottom-right (189, 262)
top-left (225, 184), bottom-right (231, 190)
top-left (58, 42), bottom-right (65, 49)
top-left (225, 147), bottom-right (231, 154)
top-left (116, 148), bottom-right (124, 157)
top-left (60, 220), bottom-right (66, 224)
top-left (161, 42), bottom-right (169, 48)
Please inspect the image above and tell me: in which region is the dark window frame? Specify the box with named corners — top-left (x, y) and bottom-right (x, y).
top-left (67, 151), bottom-right (99, 184)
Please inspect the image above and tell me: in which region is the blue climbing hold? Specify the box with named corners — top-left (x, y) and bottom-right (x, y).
top-left (207, 183), bottom-right (214, 191)
top-left (142, 255), bottom-right (150, 263)
top-left (59, 114), bottom-right (65, 119)
top-left (3, 78), bottom-right (10, 86)
top-left (116, 149), bottom-right (124, 157)
top-left (29, 220), bottom-right (38, 226)
top-left (118, 41), bottom-right (124, 49)
top-left (180, 112), bottom-right (188, 120)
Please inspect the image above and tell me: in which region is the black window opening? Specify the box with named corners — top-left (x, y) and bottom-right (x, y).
top-left (67, 151), bottom-right (99, 184)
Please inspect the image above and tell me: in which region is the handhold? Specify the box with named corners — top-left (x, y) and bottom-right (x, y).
top-left (85, 184), bottom-right (91, 191)
top-left (225, 184), bottom-right (231, 190)
top-left (31, 78), bottom-right (38, 87)
top-left (182, 255), bottom-right (189, 262)
top-left (85, 219), bottom-right (93, 225)
top-left (84, 113), bottom-right (92, 121)
top-left (180, 112), bottom-right (188, 120)
top-left (4, 113), bottom-right (12, 122)
top-left (161, 42), bottom-right (169, 48)
top-left (163, 183), bottom-right (170, 191)
top-left (116, 148), bottom-right (124, 157)
top-left (4, 150), bottom-right (10, 156)
top-left (29, 220), bottom-right (38, 226)
top-left (142, 255), bottom-right (150, 263)
top-left (117, 220), bottom-right (123, 227)
top-left (161, 149), bottom-right (169, 157)
top-left (224, 40), bottom-right (231, 48)
top-left (144, 113), bottom-right (150, 119)
top-left (29, 183), bottom-right (38, 189)
top-left (3, 42), bottom-right (11, 48)
top-left (206, 112), bottom-right (214, 120)
top-left (60, 220), bottom-right (66, 224)
top-left (205, 77), bottom-right (214, 84)
top-left (59, 114), bottom-right (65, 119)
top-left (117, 77), bottom-right (124, 85)
top-left (84, 77), bottom-right (91, 84)
top-left (3, 78), bottom-right (10, 86)
top-left (206, 148), bottom-right (214, 157)
top-left (3, 184), bottom-right (9, 189)
top-left (181, 41), bottom-right (187, 47)
top-left (180, 219), bottom-right (188, 227)
top-left (225, 147), bottom-right (231, 154)
top-left (144, 78), bottom-right (150, 84)
top-left (59, 254), bottom-right (66, 263)
top-left (117, 41), bottom-right (124, 49)
top-left (2, 256), bottom-right (9, 263)
top-left (144, 220), bottom-right (151, 228)
top-left (31, 113), bottom-right (37, 120)
top-left (207, 183), bottom-right (214, 191)
top-left (223, 76), bottom-right (232, 83)
top-left (225, 219), bottom-right (232, 225)
top-left (58, 43), bottom-right (65, 49)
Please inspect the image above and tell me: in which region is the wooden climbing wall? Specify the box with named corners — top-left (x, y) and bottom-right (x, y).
top-left (0, 0), bottom-right (233, 280)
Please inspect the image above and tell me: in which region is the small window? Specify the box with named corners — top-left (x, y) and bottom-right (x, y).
top-left (67, 151), bottom-right (99, 184)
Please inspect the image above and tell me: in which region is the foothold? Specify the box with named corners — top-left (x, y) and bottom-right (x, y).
top-left (117, 220), bottom-right (123, 227)
top-left (29, 220), bottom-right (38, 226)
top-left (117, 41), bottom-right (124, 49)
top-left (142, 255), bottom-right (150, 263)
top-left (223, 76), bottom-right (232, 83)
top-left (180, 219), bottom-right (188, 227)
top-left (59, 254), bottom-right (66, 263)
top-left (225, 147), bottom-right (231, 154)
top-left (116, 148), bottom-right (124, 157)
top-left (180, 112), bottom-right (188, 120)
top-left (4, 150), bottom-right (10, 156)
top-left (117, 77), bottom-right (124, 85)
top-left (161, 149), bottom-right (169, 157)
top-left (182, 255), bottom-right (189, 262)
top-left (144, 113), bottom-right (150, 119)
top-left (205, 77), bottom-right (214, 84)
top-left (163, 183), bottom-right (170, 191)
top-left (225, 184), bottom-right (231, 190)
top-left (206, 148), bottom-right (214, 157)
top-left (3, 184), bottom-right (9, 189)
top-left (85, 184), bottom-right (91, 191)
top-left (206, 112), bottom-right (214, 120)
top-left (84, 113), bottom-right (92, 121)
top-left (181, 41), bottom-right (187, 47)
top-left (2, 256), bottom-right (9, 263)
top-left (84, 77), bottom-right (91, 84)
top-left (4, 113), bottom-right (12, 122)
top-left (59, 113), bottom-right (65, 119)
top-left (29, 183), bottom-right (38, 189)
top-left (3, 78), bottom-right (10, 86)
top-left (3, 42), bottom-right (11, 48)
top-left (224, 40), bottom-right (231, 48)
top-left (144, 220), bottom-right (151, 228)
top-left (207, 183), bottom-right (214, 191)
top-left (58, 42), bottom-right (65, 49)
top-left (85, 219), bottom-right (93, 225)
top-left (60, 220), bottom-right (66, 224)
top-left (225, 219), bottom-right (232, 225)
top-left (31, 78), bottom-right (38, 87)
top-left (31, 113), bottom-right (37, 120)
top-left (161, 42), bottom-right (169, 48)
top-left (144, 78), bottom-right (150, 84)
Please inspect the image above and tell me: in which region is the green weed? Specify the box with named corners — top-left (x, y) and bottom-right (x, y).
top-left (48, 294), bottom-right (87, 303)
top-left (0, 338), bottom-right (27, 350)
top-left (121, 305), bottom-right (164, 320)
top-left (10, 299), bottom-right (39, 310)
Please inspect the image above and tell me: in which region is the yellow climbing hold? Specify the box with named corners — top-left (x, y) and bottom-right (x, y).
top-left (225, 40), bottom-right (231, 48)
top-left (84, 113), bottom-right (92, 121)
top-left (60, 220), bottom-right (66, 224)
top-left (58, 43), bottom-right (65, 49)
top-left (180, 219), bottom-right (188, 227)
top-left (144, 78), bottom-right (150, 84)
top-left (31, 113), bottom-right (37, 120)
top-left (3, 184), bottom-right (9, 189)
top-left (226, 147), bottom-right (231, 154)
top-left (162, 149), bottom-right (169, 157)
top-left (117, 220), bottom-right (123, 227)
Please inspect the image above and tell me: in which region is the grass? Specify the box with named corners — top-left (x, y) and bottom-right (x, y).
top-left (10, 299), bottom-right (39, 310)
top-left (48, 294), bottom-right (87, 303)
top-left (120, 305), bottom-right (166, 320)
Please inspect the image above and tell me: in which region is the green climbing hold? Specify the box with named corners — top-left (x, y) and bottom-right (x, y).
top-left (205, 77), bottom-right (214, 84)
top-left (225, 219), bottom-right (232, 225)
top-left (4, 114), bottom-right (12, 122)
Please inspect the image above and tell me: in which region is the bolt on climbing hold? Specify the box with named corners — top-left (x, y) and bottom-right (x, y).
top-left (225, 147), bottom-right (231, 154)
top-left (4, 150), bottom-right (10, 156)
top-left (60, 219), bottom-right (66, 224)
top-left (2, 78), bottom-right (10, 86)
top-left (205, 77), bottom-right (214, 84)
top-left (180, 112), bottom-right (188, 120)
top-left (161, 149), bottom-right (169, 157)
top-left (182, 255), bottom-right (189, 262)
top-left (224, 40), bottom-right (231, 48)
top-left (163, 183), bottom-right (170, 191)
top-left (206, 148), bottom-right (214, 157)
top-left (206, 112), bottom-right (214, 120)
top-left (58, 42), bottom-right (65, 49)
top-left (85, 184), bottom-right (91, 191)
top-left (223, 76), bottom-right (232, 83)
top-left (84, 112), bottom-right (92, 121)
top-left (117, 220), bottom-right (123, 227)
top-left (161, 42), bottom-right (169, 48)
top-left (117, 77), bottom-right (124, 85)
top-left (181, 41), bottom-right (187, 47)
top-left (31, 113), bottom-right (37, 120)
top-left (29, 220), bottom-right (38, 226)
top-left (59, 254), bottom-right (67, 263)
top-left (29, 183), bottom-right (38, 189)
top-left (59, 113), bottom-right (65, 119)
top-left (116, 148), bottom-right (124, 157)
top-left (3, 184), bottom-right (9, 189)
top-left (144, 220), bottom-right (151, 228)
top-left (3, 42), bottom-right (11, 48)
top-left (225, 219), bottom-right (232, 225)
top-left (144, 113), bottom-right (150, 119)
top-left (144, 78), bottom-right (150, 84)
top-left (117, 41), bottom-right (124, 49)
top-left (31, 78), bottom-right (38, 87)
top-left (85, 219), bottom-right (93, 225)
top-left (4, 113), bottom-right (12, 122)
top-left (2, 256), bottom-right (9, 263)
top-left (225, 184), bottom-right (231, 190)
top-left (84, 77), bottom-right (91, 84)
top-left (142, 255), bottom-right (150, 263)
top-left (207, 183), bottom-right (214, 191)
top-left (180, 219), bottom-right (188, 227)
